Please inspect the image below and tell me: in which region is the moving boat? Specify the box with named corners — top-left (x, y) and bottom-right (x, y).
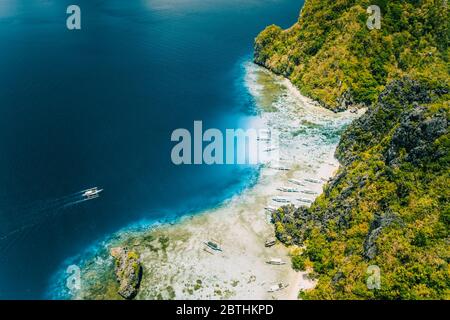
top-left (83, 187), bottom-right (103, 199)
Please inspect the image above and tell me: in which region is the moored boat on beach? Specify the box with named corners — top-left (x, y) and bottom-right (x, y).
top-left (264, 206), bottom-right (277, 213)
top-left (204, 240), bottom-right (222, 252)
top-left (288, 179), bottom-right (305, 186)
top-left (301, 190), bottom-right (318, 195)
top-left (269, 165), bottom-right (290, 171)
top-left (304, 178), bottom-right (321, 184)
top-left (265, 238), bottom-right (276, 247)
top-left (268, 283), bottom-right (289, 292)
top-left (266, 258), bottom-right (286, 265)
top-left (272, 197), bottom-right (290, 203)
top-left (277, 187), bottom-right (299, 193)
top-left (297, 198), bottom-right (313, 204)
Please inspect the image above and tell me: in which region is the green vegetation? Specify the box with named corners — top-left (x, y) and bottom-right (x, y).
top-left (273, 79), bottom-right (449, 299)
top-left (258, 0), bottom-right (449, 299)
top-left (194, 279), bottom-right (203, 291)
top-left (158, 235), bottom-right (170, 251)
top-left (292, 254), bottom-right (307, 271)
top-left (166, 286), bottom-right (176, 300)
top-left (255, 0), bottom-right (449, 111)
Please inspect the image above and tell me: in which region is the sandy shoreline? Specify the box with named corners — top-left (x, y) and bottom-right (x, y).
top-left (68, 63), bottom-right (362, 300)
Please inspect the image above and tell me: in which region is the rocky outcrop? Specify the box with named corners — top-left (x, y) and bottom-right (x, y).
top-left (336, 78), bottom-right (433, 165)
top-left (274, 79), bottom-right (448, 246)
top-left (363, 211), bottom-right (402, 260)
top-left (110, 247), bottom-right (143, 300)
top-left (386, 106), bottom-right (448, 166)
top-left (335, 90), bottom-right (356, 112)
top-left (272, 204), bottom-right (313, 245)
top-left (270, 78), bottom-right (449, 298)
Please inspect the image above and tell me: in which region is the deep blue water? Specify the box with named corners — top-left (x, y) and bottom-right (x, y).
top-left (0, 0), bottom-right (302, 299)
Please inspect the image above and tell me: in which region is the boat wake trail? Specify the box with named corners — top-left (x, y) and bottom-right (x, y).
top-left (0, 188), bottom-right (102, 257)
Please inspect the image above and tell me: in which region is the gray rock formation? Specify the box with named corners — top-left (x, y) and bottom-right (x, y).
top-left (110, 247), bottom-right (143, 300)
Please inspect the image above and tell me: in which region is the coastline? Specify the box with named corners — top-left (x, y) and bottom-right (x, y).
top-left (56, 62), bottom-right (363, 300)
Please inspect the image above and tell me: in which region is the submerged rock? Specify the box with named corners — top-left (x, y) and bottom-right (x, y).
top-left (110, 247), bottom-right (143, 300)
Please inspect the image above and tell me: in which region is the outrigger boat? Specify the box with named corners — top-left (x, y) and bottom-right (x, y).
top-left (277, 187), bottom-right (299, 193)
top-left (204, 239), bottom-right (222, 252)
top-left (268, 283), bottom-right (289, 293)
top-left (83, 187), bottom-right (103, 200)
top-left (266, 258), bottom-right (286, 265)
top-left (264, 206), bottom-right (277, 213)
top-left (272, 197), bottom-right (290, 203)
top-left (301, 190), bottom-right (318, 195)
top-left (269, 165), bottom-right (290, 171)
top-left (288, 179), bottom-right (306, 186)
top-left (297, 198), bottom-right (313, 204)
top-left (265, 238), bottom-right (276, 247)
top-left (304, 178), bottom-right (321, 184)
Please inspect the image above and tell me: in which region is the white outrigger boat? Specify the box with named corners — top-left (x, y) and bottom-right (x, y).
top-left (304, 178), bottom-right (321, 184)
top-left (204, 239), bottom-right (222, 252)
top-left (265, 238), bottom-right (276, 247)
top-left (272, 197), bottom-right (290, 203)
top-left (83, 187), bottom-right (103, 200)
top-left (269, 165), bottom-right (290, 171)
top-left (301, 190), bottom-right (318, 195)
top-left (277, 187), bottom-right (299, 193)
top-left (268, 283), bottom-right (289, 293)
top-left (266, 258), bottom-right (286, 265)
top-left (297, 198), bottom-right (313, 204)
top-left (264, 206), bottom-right (277, 213)
top-left (288, 179), bottom-right (306, 186)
